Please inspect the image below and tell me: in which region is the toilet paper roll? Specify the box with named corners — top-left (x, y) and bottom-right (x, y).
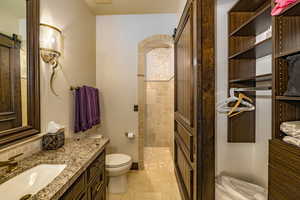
top-left (127, 132), bottom-right (135, 139)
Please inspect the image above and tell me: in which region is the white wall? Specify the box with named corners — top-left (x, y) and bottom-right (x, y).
top-left (40, 0), bottom-right (97, 137)
top-left (0, 10), bottom-right (21, 36)
top-left (216, 0), bottom-right (272, 187)
top-left (177, 0), bottom-right (187, 22)
top-left (96, 14), bottom-right (177, 162)
top-left (253, 56), bottom-right (272, 187)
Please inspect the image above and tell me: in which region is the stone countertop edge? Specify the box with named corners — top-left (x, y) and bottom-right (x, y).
top-left (0, 138), bottom-right (109, 200)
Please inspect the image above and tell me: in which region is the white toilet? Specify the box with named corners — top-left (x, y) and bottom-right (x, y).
top-left (106, 154), bottom-right (132, 194)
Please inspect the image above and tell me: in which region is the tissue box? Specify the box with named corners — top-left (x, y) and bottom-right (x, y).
top-left (42, 129), bottom-right (65, 150)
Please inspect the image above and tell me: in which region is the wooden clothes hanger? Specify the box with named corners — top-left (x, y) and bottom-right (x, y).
top-left (228, 93), bottom-right (254, 118)
top-left (217, 88), bottom-right (255, 115)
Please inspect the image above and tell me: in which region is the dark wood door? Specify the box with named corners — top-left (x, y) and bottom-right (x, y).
top-left (0, 34), bottom-right (22, 131)
top-left (174, 0), bottom-right (215, 200)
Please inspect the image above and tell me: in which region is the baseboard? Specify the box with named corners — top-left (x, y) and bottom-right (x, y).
top-left (131, 162), bottom-right (139, 170)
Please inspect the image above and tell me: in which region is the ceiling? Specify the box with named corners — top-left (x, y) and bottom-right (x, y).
top-left (84, 0), bottom-right (180, 15)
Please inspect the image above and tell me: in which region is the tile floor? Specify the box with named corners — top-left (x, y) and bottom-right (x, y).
top-left (108, 147), bottom-right (182, 200)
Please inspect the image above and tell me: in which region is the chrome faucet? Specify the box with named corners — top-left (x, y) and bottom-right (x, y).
top-left (0, 153), bottom-right (23, 173)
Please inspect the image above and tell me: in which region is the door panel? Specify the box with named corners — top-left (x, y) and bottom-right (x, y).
top-left (174, 0), bottom-right (215, 200)
top-left (175, 10), bottom-right (194, 129)
top-left (175, 140), bottom-right (194, 200)
top-left (0, 35), bottom-right (22, 132)
top-left (174, 4), bottom-right (196, 200)
top-left (175, 121), bottom-right (194, 162)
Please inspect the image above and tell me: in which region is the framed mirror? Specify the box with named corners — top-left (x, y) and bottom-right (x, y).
top-left (0, 0), bottom-right (40, 147)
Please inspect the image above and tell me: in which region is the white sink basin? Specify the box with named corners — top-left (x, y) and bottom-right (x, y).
top-left (0, 164), bottom-right (66, 200)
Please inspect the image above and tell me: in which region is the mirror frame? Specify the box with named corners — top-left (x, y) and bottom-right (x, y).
top-left (0, 0), bottom-right (40, 147)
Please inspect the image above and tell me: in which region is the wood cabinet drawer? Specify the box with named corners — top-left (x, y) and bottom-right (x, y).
top-left (87, 151), bottom-right (105, 184)
top-left (175, 122), bottom-right (194, 162)
top-left (269, 179), bottom-right (295, 200)
top-left (269, 165), bottom-right (300, 200)
top-left (270, 140), bottom-right (300, 174)
top-left (174, 141), bottom-right (193, 200)
top-left (61, 173), bottom-right (86, 200)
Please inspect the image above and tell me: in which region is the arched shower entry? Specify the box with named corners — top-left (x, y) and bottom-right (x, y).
top-left (137, 35), bottom-right (174, 169)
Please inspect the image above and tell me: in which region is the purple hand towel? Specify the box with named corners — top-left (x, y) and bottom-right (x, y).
top-left (74, 88), bottom-right (81, 133)
top-left (74, 86), bottom-right (101, 133)
top-left (94, 88), bottom-right (101, 125)
top-left (80, 86), bottom-right (89, 132)
top-left (84, 86), bottom-right (93, 129)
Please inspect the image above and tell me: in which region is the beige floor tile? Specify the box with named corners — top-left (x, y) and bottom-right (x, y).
top-left (108, 193), bottom-right (123, 200)
top-left (132, 192), bottom-right (162, 200)
top-left (108, 147), bottom-right (182, 200)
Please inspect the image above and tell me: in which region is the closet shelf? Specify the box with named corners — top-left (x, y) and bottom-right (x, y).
top-left (275, 48), bottom-right (300, 59)
top-left (230, 0), bottom-right (270, 12)
top-left (279, 0), bottom-right (300, 16)
top-left (230, 4), bottom-right (272, 36)
top-left (276, 96), bottom-right (300, 101)
top-left (229, 38), bottom-right (272, 59)
top-left (229, 73), bottom-right (272, 84)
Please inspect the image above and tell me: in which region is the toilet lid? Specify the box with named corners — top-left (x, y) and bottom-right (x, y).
top-left (106, 154), bottom-right (132, 168)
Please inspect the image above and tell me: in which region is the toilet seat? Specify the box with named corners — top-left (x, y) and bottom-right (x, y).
top-left (106, 154), bottom-right (132, 168)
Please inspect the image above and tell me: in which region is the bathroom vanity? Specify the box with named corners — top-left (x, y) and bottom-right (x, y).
top-left (0, 138), bottom-right (109, 200)
top-left (60, 147), bottom-right (106, 200)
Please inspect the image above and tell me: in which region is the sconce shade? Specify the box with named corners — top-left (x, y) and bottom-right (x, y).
top-left (40, 23), bottom-right (63, 96)
top-left (40, 23), bottom-right (62, 56)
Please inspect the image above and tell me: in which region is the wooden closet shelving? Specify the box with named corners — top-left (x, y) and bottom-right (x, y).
top-left (275, 96), bottom-right (300, 101)
top-left (275, 48), bottom-right (300, 59)
top-left (230, 4), bottom-right (271, 37)
top-left (229, 73), bottom-right (272, 84)
top-left (270, 1), bottom-right (300, 199)
top-left (228, 0), bottom-right (272, 143)
top-left (229, 38), bottom-right (272, 59)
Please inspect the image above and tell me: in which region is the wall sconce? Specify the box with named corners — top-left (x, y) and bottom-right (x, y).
top-left (40, 23), bottom-right (63, 96)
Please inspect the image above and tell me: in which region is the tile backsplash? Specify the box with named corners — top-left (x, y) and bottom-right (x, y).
top-left (0, 126), bottom-right (99, 162)
top-left (0, 138), bottom-right (42, 161)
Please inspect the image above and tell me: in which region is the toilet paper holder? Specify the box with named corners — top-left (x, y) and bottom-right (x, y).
top-left (125, 132), bottom-right (135, 139)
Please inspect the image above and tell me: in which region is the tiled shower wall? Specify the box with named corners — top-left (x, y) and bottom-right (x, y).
top-left (145, 48), bottom-right (174, 147)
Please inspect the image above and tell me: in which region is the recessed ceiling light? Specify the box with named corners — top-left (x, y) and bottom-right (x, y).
top-left (95, 0), bottom-right (112, 4)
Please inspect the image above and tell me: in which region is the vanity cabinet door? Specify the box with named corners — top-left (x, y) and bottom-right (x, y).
top-left (88, 177), bottom-right (106, 200)
top-left (87, 151), bottom-right (106, 200)
top-left (78, 192), bottom-right (88, 200)
top-left (59, 150), bottom-right (107, 200)
top-left (61, 173), bottom-right (86, 200)
top-left (87, 151), bottom-right (105, 184)
top-left (94, 185), bottom-right (106, 200)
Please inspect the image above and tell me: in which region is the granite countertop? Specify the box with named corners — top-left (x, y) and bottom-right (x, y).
top-left (0, 137), bottom-right (109, 200)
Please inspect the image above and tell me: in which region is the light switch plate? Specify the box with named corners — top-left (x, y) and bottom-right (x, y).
top-left (134, 105), bottom-right (139, 112)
